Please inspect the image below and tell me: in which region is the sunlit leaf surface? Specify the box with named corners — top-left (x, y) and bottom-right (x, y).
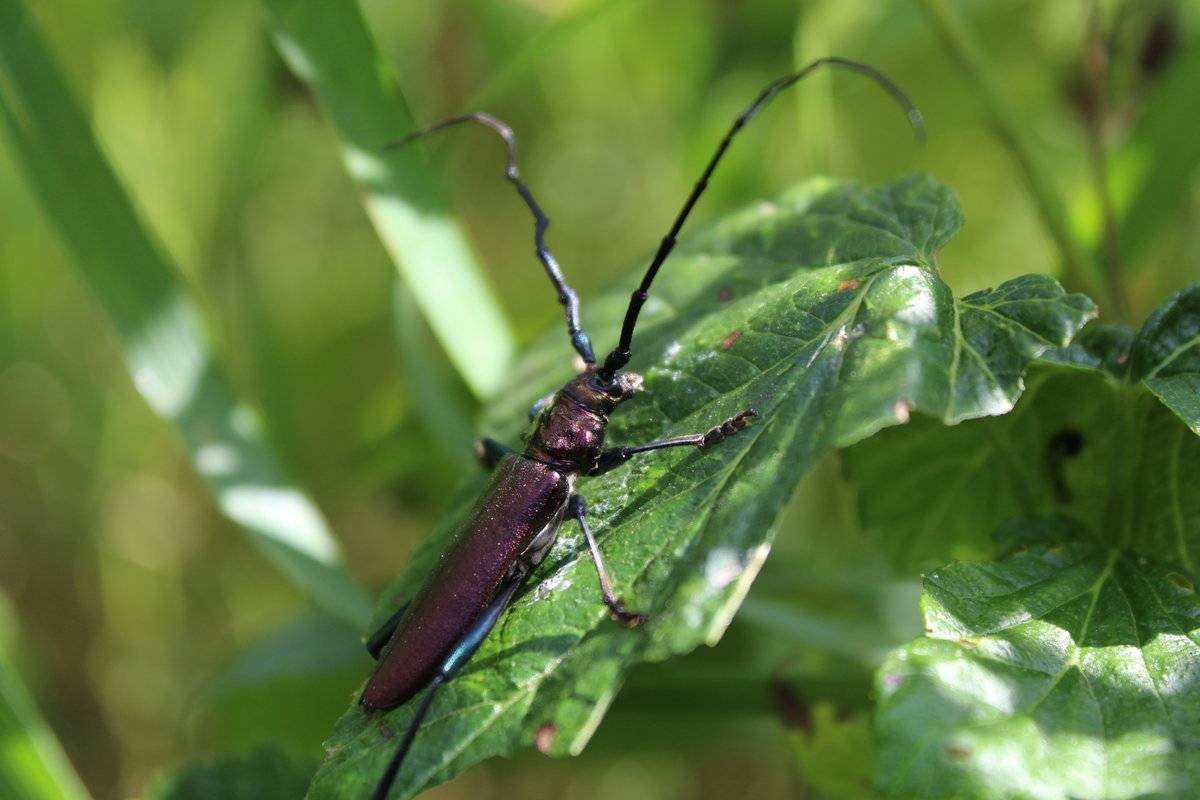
top-left (872, 286), bottom-right (1200, 798)
top-left (0, 0), bottom-right (370, 625)
top-left (876, 538), bottom-right (1200, 799)
top-left (1132, 284), bottom-right (1200, 436)
top-left (846, 284), bottom-right (1200, 573)
top-left (307, 175), bottom-right (1095, 799)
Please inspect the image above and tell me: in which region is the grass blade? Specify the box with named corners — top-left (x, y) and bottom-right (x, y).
top-left (0, 0), bottom-right (371, 627)
top-left (0, 661), bottom-right (91, 800)
top-left (0, 594), bottom-right (90, 800)
top-left (262, 0), bottom-right (516, 399)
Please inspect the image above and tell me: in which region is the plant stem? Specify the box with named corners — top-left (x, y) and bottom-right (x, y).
top-left (913, 0), bottom-right (1109, 310)
top-left (1081, 0), bottom-right (1132, 320)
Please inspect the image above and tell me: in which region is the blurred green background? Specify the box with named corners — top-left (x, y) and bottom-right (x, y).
top-left (0, 0), bottom-right (1197, 798)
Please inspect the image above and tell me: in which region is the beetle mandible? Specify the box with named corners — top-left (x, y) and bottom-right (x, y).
top-left (360, 57), bottom-right (924, 800)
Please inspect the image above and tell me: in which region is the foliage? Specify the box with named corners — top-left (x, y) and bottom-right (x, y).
top-left (0, 613), bottom-right (90, 800)
top-left (147, 747), bottom-right (314, 800)
top-left (1, 1), bottom-right (1198, 799)
top-left (262, 0), bottom-right (515, 398)
top-left (0, 0), bottom-right (370, 626)
top-left (869, 286), bottom-right (1200, 798)
top-left (309, 175), bottom-right (1095, 798)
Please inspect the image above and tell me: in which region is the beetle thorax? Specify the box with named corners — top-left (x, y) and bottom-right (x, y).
top-left (524, 372), bottom-right (641, 470)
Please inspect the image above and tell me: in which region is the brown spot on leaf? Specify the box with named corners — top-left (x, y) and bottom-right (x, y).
top-left (378, 723), bottom-right (395, 740)
top-left (717, 286), bottom-right (734, 302)
top-left (535, 723), bottom-right (557, 754)
top-left (1166, 572), bottom-right (1195, 592)
top-left (839, 278), bottom-right (862, 292)
top-left (1117, 350), bottom-right (1129, 365)
top-left (722, 330), bottom-right (742, 351)
top-left (945, 744), bottom-right (973, 760)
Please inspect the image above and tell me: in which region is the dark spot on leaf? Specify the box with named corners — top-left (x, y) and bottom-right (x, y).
top-left (1047, 428), bottom-right (1085, 502)
top-left (1166, 572), bottom-right (1195, 593)
top-left (717, 286), bottom-right (734, 302)
top-left (770, 679), bottom-right (813, 734)
top-left (378, 723), bottom-right (395, 740)
top-left (722, 330), bottom-right (742, 350)
top-left (535, 723), bottom-right (556, 754)
top-left (839, 278), bottom-right (862, 292)
top-left (945, 743), bottom-right (972, 760)
top-left (1048, 429), bottom-right (1085, 457)
top-left (1140, 11), bottom-right (1178, 77)
top-left (834, 707), bottom-right (856, 723)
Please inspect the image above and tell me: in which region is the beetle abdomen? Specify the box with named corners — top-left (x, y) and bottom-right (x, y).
top-left (360, 454), bottom-right (570, 710)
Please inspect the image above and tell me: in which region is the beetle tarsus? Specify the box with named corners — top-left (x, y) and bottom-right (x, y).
top-left (591, 407), bottom-right (757, 474)
top-left (702, 408), bottom-right (758, 446)
top-left (569, 496), bottom-right (647, 626)
top-left (605, 598), bottom-right (646, 628)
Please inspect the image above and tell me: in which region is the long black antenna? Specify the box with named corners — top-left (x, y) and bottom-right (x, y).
top-left (391, 114), bottom-right (596, 365)
top-left (597, 57), bottom-right (925, 379)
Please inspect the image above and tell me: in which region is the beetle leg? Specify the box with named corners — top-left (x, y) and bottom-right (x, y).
top-left (370, 575), bottom-right (523, 800)
top-left (590, 408), bottom-right (757, 476)
top-left (474, 438), bottom-right (513, 470)
top-left (365, 601), bottom-right (411, 661)
top-left (568, 495), bottom-right (645, 627)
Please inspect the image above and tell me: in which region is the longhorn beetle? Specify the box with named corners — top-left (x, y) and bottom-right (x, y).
top-left (360, 57), bottom-right (924, 800)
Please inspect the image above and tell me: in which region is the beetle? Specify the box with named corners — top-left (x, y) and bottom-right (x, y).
top-left (360, 57), bottom-right (924, 800)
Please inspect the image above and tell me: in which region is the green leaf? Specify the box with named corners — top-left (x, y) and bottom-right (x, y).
top-left (845, 284), bottom-right (1200, 573)
top-left (0, 0), bottom-right (370, 626)
top-left (1131, 284), bottom-right (1200, 436)
top-left (0, 660), bottom-right (90, 800)
top-left (147, 747), bottom-right (315, 800)
top-left (871, 285), bottom-right (1200, 797)
top-left (790, 705), bottom-right (876, 800)
top-left (307, 174), bottom-right (1095, 799)
top-left (260, 0), bottom-right (516, 399)
top-left (875, 536), bottom-right (1200, 799)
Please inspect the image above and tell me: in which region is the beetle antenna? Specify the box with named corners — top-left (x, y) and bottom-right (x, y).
top-left (597, 57), bottom-right (925, 379)
top-left (390, 114), bottom-right (596, 365)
